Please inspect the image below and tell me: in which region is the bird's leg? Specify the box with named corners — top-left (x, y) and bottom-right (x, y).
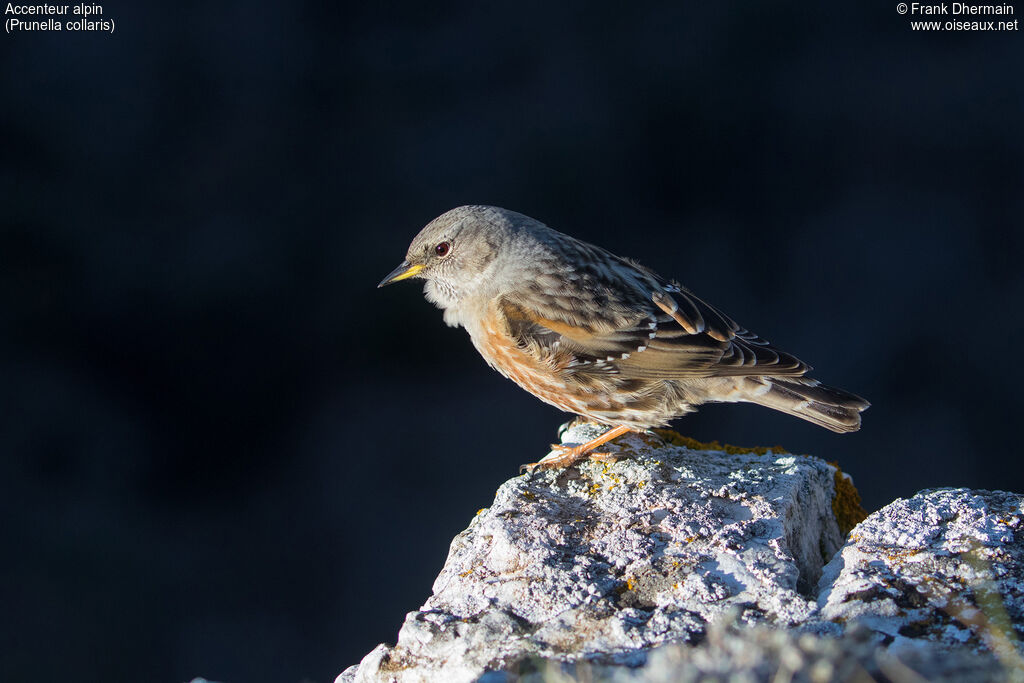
top-left (520, 424), bottom-right (633, 473)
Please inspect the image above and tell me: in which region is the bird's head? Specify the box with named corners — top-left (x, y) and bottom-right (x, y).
top-left (378, 206), bottom-right (519, 316)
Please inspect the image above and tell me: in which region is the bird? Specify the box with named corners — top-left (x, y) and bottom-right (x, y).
top-left (378, 206), bottom-right (869, 471)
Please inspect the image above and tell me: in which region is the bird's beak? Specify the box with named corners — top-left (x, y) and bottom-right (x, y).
top-left (377, 261), bottom-right (424, 288)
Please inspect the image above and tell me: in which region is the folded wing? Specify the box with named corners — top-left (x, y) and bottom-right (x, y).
top-left (498, 249), bottom-right (809, 381)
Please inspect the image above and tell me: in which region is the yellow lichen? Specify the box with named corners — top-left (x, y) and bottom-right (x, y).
top-left (829, 461), bottom-right (868, 537)
top-left (653, 428), bottom-right (788, 456)
top-left (884, 549), bottom-right (921, 563)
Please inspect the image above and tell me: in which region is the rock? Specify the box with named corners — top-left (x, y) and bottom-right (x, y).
top-left (818, 487), bottom-right (1024, 659)
top-left (338, 426), bottom-right (1024, 683)
top-left (529, 617), bottom-right (1010, 683)
top-left (343, 423), bottom-right (844, 683)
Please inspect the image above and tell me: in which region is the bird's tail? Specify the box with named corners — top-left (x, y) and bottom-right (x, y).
top-left (744, 377), bottom-right (870, 433)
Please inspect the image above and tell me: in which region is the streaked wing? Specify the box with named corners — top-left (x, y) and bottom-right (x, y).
top-left (498, 243), bottom-right (808, 379)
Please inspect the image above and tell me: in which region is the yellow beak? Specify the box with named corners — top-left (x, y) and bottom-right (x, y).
top-left (377, 261), bottom-right (424, 288)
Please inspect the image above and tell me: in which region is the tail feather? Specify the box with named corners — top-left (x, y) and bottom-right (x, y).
top-left (746, 377), bottom-right (869, 433)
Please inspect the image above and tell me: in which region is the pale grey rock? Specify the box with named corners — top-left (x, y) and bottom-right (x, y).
top-left (540, 616), bottom-right (1013, 683)
top-left (345, 423), bottom-right (842, 683)
top-left (338, 431), bottom-right (1024, 683)
top-left (818, 487), bottom-right (1024, 659)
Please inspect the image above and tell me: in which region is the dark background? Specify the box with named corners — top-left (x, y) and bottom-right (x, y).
top-left (2, 2), bottom-right (1022, 682)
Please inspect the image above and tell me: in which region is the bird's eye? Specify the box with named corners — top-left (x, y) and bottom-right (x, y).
top-left (434, 241), bottom-right (451, 257)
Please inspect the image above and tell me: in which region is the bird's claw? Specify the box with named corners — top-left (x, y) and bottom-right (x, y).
top-left (519, 446), bottom-right (616, 474)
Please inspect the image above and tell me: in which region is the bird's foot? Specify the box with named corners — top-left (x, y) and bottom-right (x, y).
top-left (519, 424), bottom-right (632, 474)
top-left (519, 446), bottom-right (617, 474)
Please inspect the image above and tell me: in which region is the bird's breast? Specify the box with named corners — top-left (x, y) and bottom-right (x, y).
top-left (467, 307), bottom-right (574, 406)
top-left (462, 301), bottom-right (670, 428)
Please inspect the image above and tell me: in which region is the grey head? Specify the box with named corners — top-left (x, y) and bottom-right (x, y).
top-left (378, 205), bottom-right (541, 321)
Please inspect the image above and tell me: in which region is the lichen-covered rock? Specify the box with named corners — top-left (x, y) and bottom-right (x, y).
top-left (516, 615), bottom-right (1013, 683)
top-left (818, 488), bottom-right (1024, 660)
top-left (339, 431), bottom-right (1024, 683)
top-left (345, 423), bottom-right (843, 683)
